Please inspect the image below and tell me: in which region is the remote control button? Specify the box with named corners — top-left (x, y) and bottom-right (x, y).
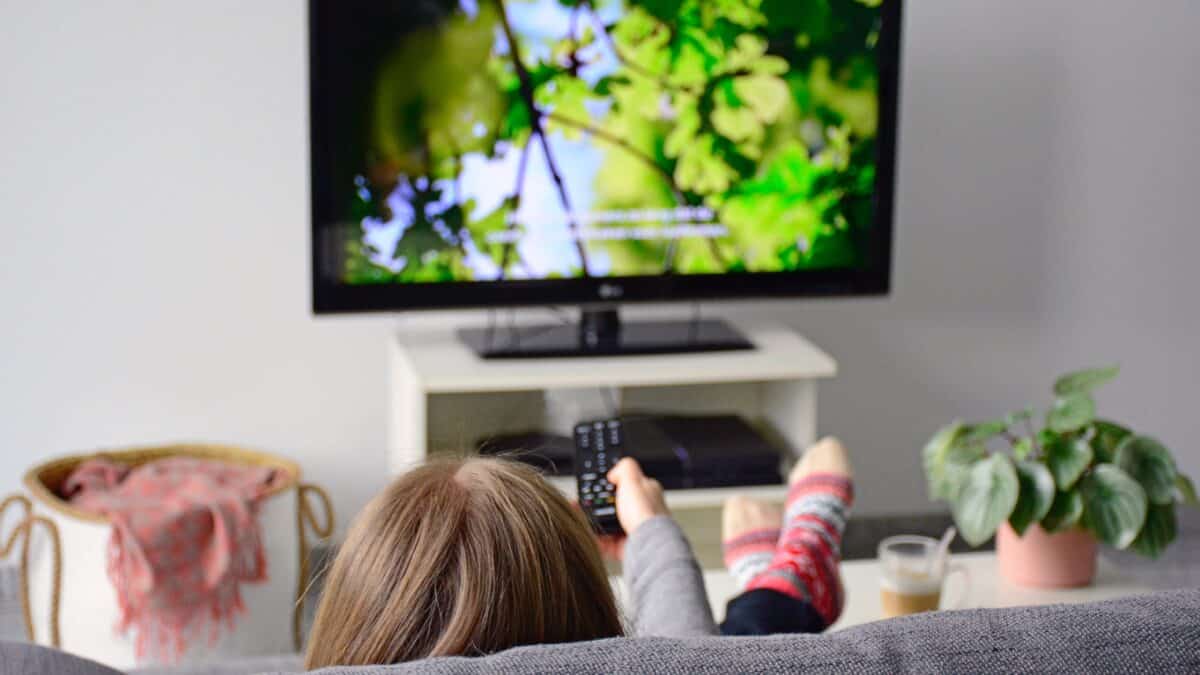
top-left (594, 506), bottom-right (615, 517)
top-left (581, 473), bottom-right (597, 481)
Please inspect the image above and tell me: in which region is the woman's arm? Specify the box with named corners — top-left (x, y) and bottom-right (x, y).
top-left (607, 459), bottom-right (718, 637)
top-left (623, 514), bottom-right (718, 637)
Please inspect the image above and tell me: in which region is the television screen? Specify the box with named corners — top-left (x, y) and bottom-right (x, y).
top-left (310, 0), bottom-right (899, 311)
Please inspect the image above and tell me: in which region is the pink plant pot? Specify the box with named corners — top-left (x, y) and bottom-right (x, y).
top-left (996, 522), bottom-right (1097, 588)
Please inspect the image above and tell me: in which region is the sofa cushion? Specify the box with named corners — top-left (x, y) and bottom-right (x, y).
top-left (130, 654), bottom-right (304, 675)
top-left (0, 643), bottom-right (303, 675)
top-left (287, 590), bottom-right (1200, 674)
top-left (0, 641), bottom-right (122, 675)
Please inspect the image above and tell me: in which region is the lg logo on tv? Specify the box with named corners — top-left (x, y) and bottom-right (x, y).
top-left (597, 284), bottom-right (624, 299)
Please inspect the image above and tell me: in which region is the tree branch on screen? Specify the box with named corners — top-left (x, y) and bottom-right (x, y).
top-left (494, 0), bottom-right (593, 277)
top-left (497, 135), bottom-right (533, 281)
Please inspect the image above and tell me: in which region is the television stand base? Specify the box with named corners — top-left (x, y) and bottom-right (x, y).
top-left (458, 310), bottom-right (753, 359)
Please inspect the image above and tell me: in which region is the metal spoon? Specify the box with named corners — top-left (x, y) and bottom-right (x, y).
top-left (932, 526), bottom-right (956, 577)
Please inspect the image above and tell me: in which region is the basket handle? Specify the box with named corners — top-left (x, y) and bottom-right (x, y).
top-left (293, 483), bottom-right (334, 651)
top-left (1, 494), bottom-right (62, 647)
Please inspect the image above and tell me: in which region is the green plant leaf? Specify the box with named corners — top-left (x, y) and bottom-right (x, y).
top-left (923, 421), bottom-right (962, 494)
top-left (1079, 465), bottom-right (1148, 549)
top-left (592, 74), bottom-right (631, 96)
top-left (1053, 365), bottom-right (1119, 396)
top-left (1012, 437), bottom-right (1034, 461)
top-left (1037, 429), bottom-right (1058, 448)
top-left (1044, 436), bottom-right (1094, 491)
top-left (1128, 503), bottom-right (1177, 558)
top-left (951, 454), bottom-right (1020, 547)
top-left (1090, 420), bottom-right (1132, 464)
top-left (1041, 490), bottom-right (1084, 533)
top-left (1009, 461), bottom-right (1056, 536)
top-left (1114, 436), bottom-right (1178, 505)
top-left (962, 420), bottom-right (1009, 445)
top-left (466, 197), bottom-right (517, 264)
top-left (1005, 408), bottom-right (1034, 427)
top-left (937, 444), bottom-right (987, 502)
top-left (922, 422), bottom-right (984, 501)
top-left (1177, 474), bottom-right (1199, 507)
top-left (1046, 394), bottom-right (1096, 433)
top-left (1115, 435), bottom-right (1179, 503)
top-left (637, 0), bottom-right (686, 23)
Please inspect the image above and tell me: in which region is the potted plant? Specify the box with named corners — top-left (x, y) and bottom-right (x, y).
top-left (923, 366), bottom-right (1197, 588)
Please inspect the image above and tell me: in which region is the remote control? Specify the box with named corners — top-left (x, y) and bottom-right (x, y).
top-left (575, 419), bottom-right (623, 535)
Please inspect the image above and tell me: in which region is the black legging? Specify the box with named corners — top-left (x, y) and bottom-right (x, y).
top-left (720, 589), bottom-right (828, 636)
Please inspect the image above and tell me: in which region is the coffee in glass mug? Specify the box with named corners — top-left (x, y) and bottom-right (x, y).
top-left (877, 535), bottom-right (969, 618)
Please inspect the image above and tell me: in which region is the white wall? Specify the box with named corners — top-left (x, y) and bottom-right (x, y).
top-left (1, 1), bottom-right (1197, 526)
top-left (0, 1), bottom-right (391, 527)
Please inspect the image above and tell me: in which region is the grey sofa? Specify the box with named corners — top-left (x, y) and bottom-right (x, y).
top-left (4, 590), bottom-right (1198, 674)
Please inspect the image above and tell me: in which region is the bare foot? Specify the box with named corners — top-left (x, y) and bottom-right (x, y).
top-left (789, 436), bottom-right (853, 485)
top-left (722, 495), bottom-right (783, 542)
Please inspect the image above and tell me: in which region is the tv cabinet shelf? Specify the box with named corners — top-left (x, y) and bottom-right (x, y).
top-left (388, 322), bottom-right (837, 509)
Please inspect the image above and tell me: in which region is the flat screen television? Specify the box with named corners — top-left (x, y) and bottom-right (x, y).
top-left (310, 0), bottom-right (902, 357)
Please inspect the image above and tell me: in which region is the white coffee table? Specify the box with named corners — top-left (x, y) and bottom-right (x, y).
top-left (699, 551), bottom-right (1152, 630)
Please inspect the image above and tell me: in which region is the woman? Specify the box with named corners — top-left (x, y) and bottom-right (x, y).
top-left (305, 438), bottom-right (853, 668)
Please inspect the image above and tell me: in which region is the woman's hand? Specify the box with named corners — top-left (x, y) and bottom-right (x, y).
top-left (607, 457), bottom-right (669, 536)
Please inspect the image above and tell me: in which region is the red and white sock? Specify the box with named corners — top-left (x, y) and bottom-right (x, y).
top-left (722, 527), bottom-right (780, 591)
top-left (745, 473), bottom-right (854, 627)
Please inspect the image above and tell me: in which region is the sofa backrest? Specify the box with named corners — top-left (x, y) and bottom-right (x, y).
top-left (4, 591), bottom-right (1198, 674)
top-left (293, 590), bottom-right (1200, 674)
top-left (0, 641), bottom-right (122, 675)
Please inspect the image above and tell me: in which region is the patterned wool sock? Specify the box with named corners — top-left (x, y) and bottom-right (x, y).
top-left (744, 473), bottom-right (854, 627)
top-left (722, 527), bottom-right (781, 591)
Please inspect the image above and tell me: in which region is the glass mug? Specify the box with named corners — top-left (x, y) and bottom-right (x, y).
top-left (878, 535), bottom-right (970, 618)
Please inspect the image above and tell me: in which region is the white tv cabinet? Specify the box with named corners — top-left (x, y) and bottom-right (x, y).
top-left (388, 321), bottom-right (837, 509)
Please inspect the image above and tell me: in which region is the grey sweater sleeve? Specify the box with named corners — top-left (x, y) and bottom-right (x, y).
top-left (622, 515), bottom-right (719, 637)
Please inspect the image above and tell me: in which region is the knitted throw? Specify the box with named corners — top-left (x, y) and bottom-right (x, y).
top-left (64, 457), bottom-right (279, 662)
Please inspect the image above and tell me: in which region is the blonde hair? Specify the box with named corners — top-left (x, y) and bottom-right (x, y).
top-left (304, 457), bottom-right (623, 668)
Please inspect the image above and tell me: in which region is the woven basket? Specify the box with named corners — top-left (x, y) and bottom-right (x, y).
top-left (1, 444), bottom-right (332, 670)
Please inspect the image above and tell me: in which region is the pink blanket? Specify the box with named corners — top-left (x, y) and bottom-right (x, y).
top-left (64, 456), bottom-right (280, 661)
